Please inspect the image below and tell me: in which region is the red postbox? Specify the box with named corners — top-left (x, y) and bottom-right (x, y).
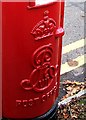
top-left (2, 0), bottom-right (64, 119)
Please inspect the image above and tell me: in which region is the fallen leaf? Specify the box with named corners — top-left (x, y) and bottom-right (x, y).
top-left (58, 95), bottom-right (86, 120)
top-left (67, 60), bottom-right (78, 67)
top-left (70, 87), bottom-right (80, 95)
top-left (63, 113), bottom-right (69, 119)
top-left (66, 86), bottom-right (73, 91)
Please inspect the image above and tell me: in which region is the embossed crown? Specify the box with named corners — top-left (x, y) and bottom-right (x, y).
top-left (31, 11), bottom-right (56, 40)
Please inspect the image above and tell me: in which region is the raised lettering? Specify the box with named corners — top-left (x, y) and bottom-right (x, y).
top-left (23, 100), bottom-right (28, 107)
top-left (41, 95), bottom-right (47, 102)
top-left (28, 99), bottom-right (33, 107)
top-left (16, 100), bottom-right (21, 107)
top-left (34, 97), bottom-right (40, 104)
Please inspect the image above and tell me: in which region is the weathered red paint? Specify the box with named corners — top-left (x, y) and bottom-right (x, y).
top-left (2, 1), bottom-right (64, 119)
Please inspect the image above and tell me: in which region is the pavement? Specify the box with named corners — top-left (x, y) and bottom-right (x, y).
top-left (58, 1), bottom-right (86, 101)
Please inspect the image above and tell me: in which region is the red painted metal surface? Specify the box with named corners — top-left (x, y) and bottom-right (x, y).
top-left (2, 1), bottom-right (64, 119)
top-left (0, 2), bottom-right (2, 118)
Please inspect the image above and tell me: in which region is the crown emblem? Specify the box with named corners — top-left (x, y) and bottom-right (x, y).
top-left (31, 11), bottom-right (56, 40)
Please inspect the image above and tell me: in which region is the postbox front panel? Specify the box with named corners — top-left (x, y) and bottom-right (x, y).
top-left (2, 2), bottom-right (64, 118)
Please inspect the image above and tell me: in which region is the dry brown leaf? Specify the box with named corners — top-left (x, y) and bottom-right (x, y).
top-left (58, 95), bottom-right (86, 120)
top-left (66, 86), bottom-right (73, 91)
top-left (67, 60), bottom-right (78, 67)
top-left (63, 108), bottom-right (67, 113)
top-left (70, 86), bottom-right (80, 95)
top-left (72, 114), bottom-right (78, 119)
top-left (73, 81), bottom-right (81, 85)
top-left (61, 80), bottom-right (85, 101)
top-left (63, 113), bottom-right (69, 119)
